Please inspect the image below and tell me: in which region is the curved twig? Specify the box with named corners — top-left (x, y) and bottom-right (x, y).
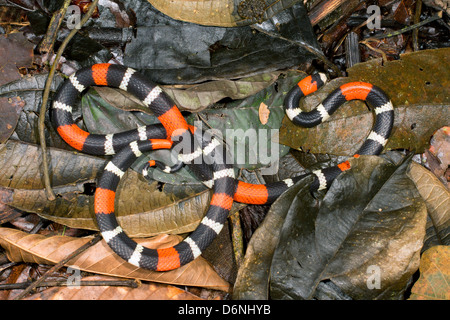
top-left (38, 0), bottom-right (100, 200)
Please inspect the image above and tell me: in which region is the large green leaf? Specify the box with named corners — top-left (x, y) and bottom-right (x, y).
top-left (187, 73), bottom-right (307, 172)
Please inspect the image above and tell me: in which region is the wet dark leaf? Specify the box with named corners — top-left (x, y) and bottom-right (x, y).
top-left (268, 154), bottom-right (427, 300)
top-left (202, 221), bottom-right (239, 285)
top-left (64, 32), bottom-right (109, 62)
top-left (124, 2), bottom-right (320, 84)
top-left (232, 175), bottom-right (313, 299)
top-left (0, 72), bottom-right (66, 148)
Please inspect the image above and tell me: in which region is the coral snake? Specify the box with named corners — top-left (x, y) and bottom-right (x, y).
top-left (51, 64), bottom-right (394, 271)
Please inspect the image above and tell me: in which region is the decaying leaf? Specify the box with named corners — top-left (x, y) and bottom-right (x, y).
top-left (0, 228), bottom-right (230, 292)
top-left (0, 33), bottom-right (34, 87)
top-left (0, 97), bottom-right (25, 143)
top-left (24, 275), bottom-right (203, 300)
top-left (409, 245), bottom-right (450, 300)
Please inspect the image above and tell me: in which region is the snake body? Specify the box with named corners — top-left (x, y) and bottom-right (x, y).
top-left (52, 64), bottom-right (394, 270)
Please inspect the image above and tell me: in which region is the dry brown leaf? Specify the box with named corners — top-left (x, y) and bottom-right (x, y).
top-left (409, 245), bottom-right (450, 300)
top-left (430, 126), bottom-right (450, 168)
top-left (147, 0), bottom-right (299, 27)
top-left (24, 275), bottom-right (203, 300)
top-left (408, 162), bottom-right (450, 248)
top-left (0, 228), bottom-right (230, 292)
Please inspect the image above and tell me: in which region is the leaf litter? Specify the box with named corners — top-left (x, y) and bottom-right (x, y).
top-left (0, 0), bottom-right (448, 300)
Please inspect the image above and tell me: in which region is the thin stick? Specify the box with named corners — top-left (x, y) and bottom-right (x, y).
top-left (366, 11), bottom-right (442, 40)
top-left (38, 0), bottom-right (71, 54)
top-left (38, 0), bottom-right (100, 200)
top-left (308, 0), bottom-right (346, 26)
top-left (1, 279), bottom-right (139, 291)
top-left (229, 211), bottom-right (244, 266)
top-left (412, 0), bottom-right (423, 51)
top-left (13, 234), bottom-right (102, 300)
